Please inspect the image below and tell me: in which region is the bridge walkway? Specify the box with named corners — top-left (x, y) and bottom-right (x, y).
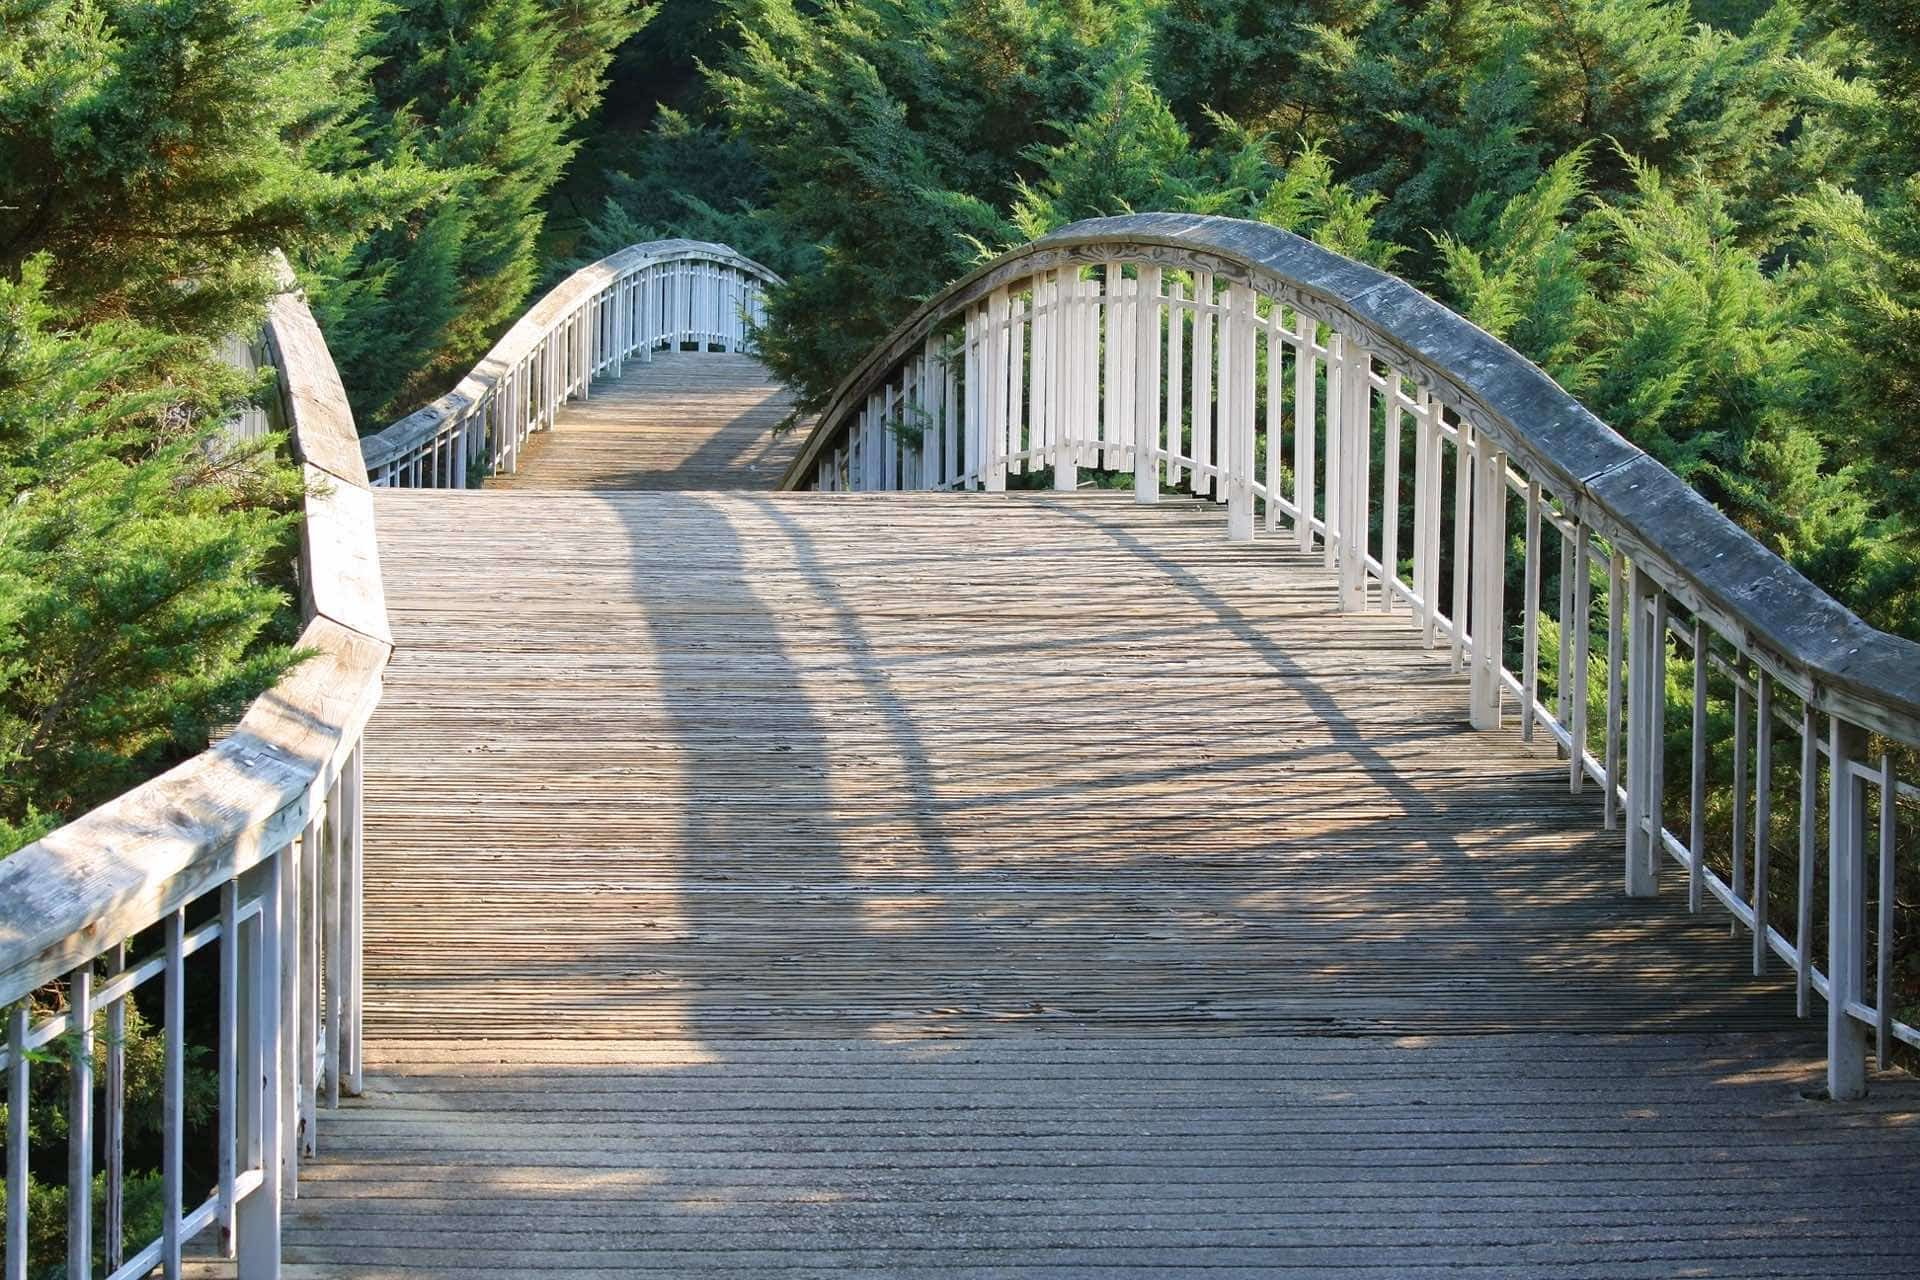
top-left (259, 358), bottom-right (1920, 1277)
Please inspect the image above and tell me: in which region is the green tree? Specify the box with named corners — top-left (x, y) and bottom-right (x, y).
top-left (0, 0), bottom-right (431, 346)
top-left (311, 0), bottom-right (648, 423)
top-left (710, 0), bottom-right (1146, 410)
top-left (0, 260), bottom-right (301, 845)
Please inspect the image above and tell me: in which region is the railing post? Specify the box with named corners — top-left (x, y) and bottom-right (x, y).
top-left (1052, 273), bottom-right (1076, 493)
top-left (1293, 312), bottom-right (1317, 553)
top-left (1135, 266), bottom-right (1161, 504)
top-left (66, 963), bottom-right (92, 1280)
top-left (237, 846), bottom-right (283, 1277)
top-left (1191, 270), bottom-right (1213, 499)
top-left (1467, 431), bottom-right (1507, 728)
top-left (985, 286), bottom-right (1009, 492)
top-left (1322, 332), bottom-right (1342, 570)
top-left (1336, 339), bottom-right (1370, 608)
top-left (1828, 715), bottom-right (1870, 1099)
top-left (1225, 283), bottom-right (1255, 542)
top-left (1624, 564), bottom-right (1665, 897)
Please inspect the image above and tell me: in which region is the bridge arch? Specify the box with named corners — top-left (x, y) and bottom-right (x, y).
top-left (782, 212), bottom-right (1920, 1094)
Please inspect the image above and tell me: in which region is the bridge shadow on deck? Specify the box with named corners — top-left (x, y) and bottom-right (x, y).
top-left (308, 485), bottom-right (1920, 1278)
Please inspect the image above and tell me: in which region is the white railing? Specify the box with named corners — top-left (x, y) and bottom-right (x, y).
top-left (359, 239), bottom-right (781, 487)
top-left (781, 212), bottom-right (1920, 1099)
top-left (0, 270), bottom-right (389, 1278)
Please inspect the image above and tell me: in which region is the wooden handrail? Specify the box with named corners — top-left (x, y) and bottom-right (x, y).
top-left (360, 239), bottom-right (783, 487)
top-left (0, 270), bottom-right (389, 1277)
top-left (778, 212), bottom-right (1920, 1098)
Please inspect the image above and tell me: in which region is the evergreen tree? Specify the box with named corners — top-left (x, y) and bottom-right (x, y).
top-left (710, 0), bottom-right (1147, 410)
top-left (0, 0), bottom-right (432, 345)
top-left (311, 0), bottom-right (648, 423)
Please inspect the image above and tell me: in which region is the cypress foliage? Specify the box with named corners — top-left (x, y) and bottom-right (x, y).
top-left (311, 0), bottom-right (650, 423)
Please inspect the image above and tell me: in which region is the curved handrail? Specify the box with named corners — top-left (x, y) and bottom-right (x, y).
top-left (0, 270), bottom-right (388, 1273)
top-left (778, 212), bottom-right (1920, 1094)
top-left (361, 239), bottom-right (783, 486)
top-left (782, 212), bottom-right (1920, 742)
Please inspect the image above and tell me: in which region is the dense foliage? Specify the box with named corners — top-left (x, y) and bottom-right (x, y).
top-left (565, 0), bottom-right (1917, 644)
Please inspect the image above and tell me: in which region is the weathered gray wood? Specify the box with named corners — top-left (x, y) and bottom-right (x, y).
top-left (491, 352), bottom-right (800, 491)
top-left (361, 241), bottom-right (783, 474)
top-left (0, 282), bottom-right (390, 1003)
top-left (206, 483), bottom-right (1920, 1276)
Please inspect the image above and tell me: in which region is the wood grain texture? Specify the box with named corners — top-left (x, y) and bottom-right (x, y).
top-left (245, 485), bottom-right (1920, 1275)
top-left (487, 352), bottom-right (802, 491)
top-left (0, 283), bottom-right (390, 1001)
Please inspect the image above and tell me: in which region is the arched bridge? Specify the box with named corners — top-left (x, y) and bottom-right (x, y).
top-left (4, 221), bottom-right (1919, 1278)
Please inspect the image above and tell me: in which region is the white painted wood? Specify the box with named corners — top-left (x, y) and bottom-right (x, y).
top-left (1570, 526), bottom-right (1592, 795)
top-left (1225, 283), bottom-right (1255, 542)
top-left (1828, 717), bottom-right (1870, 1099)
top-left (1191, 270), bottom-right (1213, 499)
top-left (1294, 313), bottom-right (1316, 554)
top-left (162, 910), bottom-right (185, 1278)
top-left (1468, 433), bottom-right (1507, 728)
top-left (68, 963), bottom-right (92, 1280)
top-left (1877, 751), bottom-right (1897, 1069)
top-left (1689, 619), bottom-right (1708, 915)
top-left (1753, 672), bottom-right (1774, 975)
top-left (5, 1004), bottom-right (25, 1280)
top-left (1521, 482), bottom-right (1542, 740)
top-left (1797, 706), bottom-right (1818, 1017)
top-left (1624, 567), bottom-right (1664, 898)
top-left (1135, 266), bottom-right (1162, 504)
top-left (1603, 549), bottom-right (1624, 829)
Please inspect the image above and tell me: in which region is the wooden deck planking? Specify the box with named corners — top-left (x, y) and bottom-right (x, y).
top-left (487, 351), bottom-right (801, 490)
top-left (244, 486), bottom-right (1920, 1275)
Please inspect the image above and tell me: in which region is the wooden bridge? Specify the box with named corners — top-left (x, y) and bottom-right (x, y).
top-left (5, 227), bottom-right (1919, 1278)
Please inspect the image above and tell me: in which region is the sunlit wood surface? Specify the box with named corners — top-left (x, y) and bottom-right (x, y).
top-left (227, 484), bottom-right (1920, 1276)
top-left (485, 351), bottom-right (801, 490)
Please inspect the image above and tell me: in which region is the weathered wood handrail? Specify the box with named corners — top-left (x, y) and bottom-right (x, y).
top-left (0, 271), bottom-right (389, 1278)
top-left (780, 211), bottom-right (1920, 1098)
top-left (360, 239), bottom-right (782, 487)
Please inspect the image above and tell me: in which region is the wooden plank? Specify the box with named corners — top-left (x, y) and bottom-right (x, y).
top-left (489, 353), bottom-right (801, 491)
top-left (228, 483), bottom-right (1920, 1275)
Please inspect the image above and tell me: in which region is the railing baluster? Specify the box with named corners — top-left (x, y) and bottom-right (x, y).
top-left (6, 1003), bottom-right (27, 1280)
top-left (325, 775), bottom-right (345, 1110)
top-left (1733, 660), bottom-right (1752, 907)
top-left (1603, 549), bottom-right (1624, 829)
top-left (1191, 271), bottom-right (1213, 499)
top-left (1264, 297), bottom-right (1283, 531)
top-left (67, 962), bottom-right (92, 1280)
top-left (1381, 374), bottom-right (1404, 611)
top-left (1570, 526), bottom-right (1591, 795)
top-left (1323, 332), bottom-right (1342, 571)
top-left (1521, 481), bottom-right (1542, 740)
top-left (1226, 283), bottom-right (1255, 543)
top-left (1450, 420), bottom-right (1472, 674)
top-left (1136, 266), bottom-right (1162, 505)
top-left (237, 845), bottom-right (284, 1273)
top-left (218, 881), bottom-right (238, 1252)
top-left (104, 943), bottom-right (125, 1271)
top-left (1690, 619), bottom-right (1709, 914)
top-left (162, 910), bottom-right (185, 1278)
top-left (1828, 717), bottom-right (1869, 1099)
top-left (1167, 275), bottom-right (1184, 492)
top-left (1417, 393), bottom-right (1441, 648)
top-left (1293, 312), bottom-right (1316, 553)
top-left (1624, 566), bottom-right (1665, 897)
top-left (1753, 672), bottom-right (1774, 973)
top-left (1337, 340), bottom-right (1370, 610)
top-left (1878, 752), bottom-right (1897, 1069)
top-left (1797, 706), bottom-right (1818, 1016)
top-left (1467, 432), bottom-right (1507, 728)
